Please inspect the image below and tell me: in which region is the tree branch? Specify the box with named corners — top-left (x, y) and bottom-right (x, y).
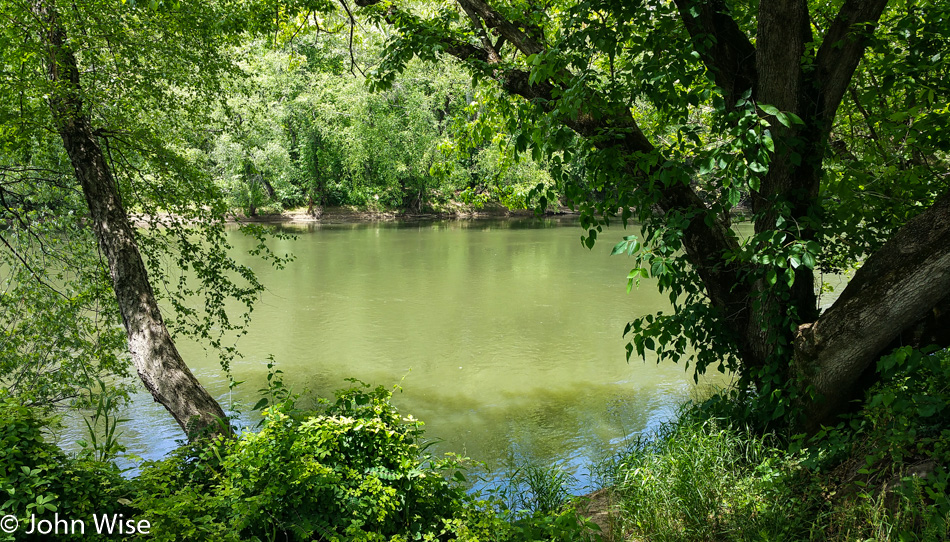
top-left (455, 0), bottom-right (543, 56)
top-left (815, 0), bottom-right (890, 124)
top-left (795, 189), bottom-right (950, 429)
top-left (673, 0), bottom-right (757, 109)
top-left (338, 0), bottom-right (366, 76)
top-left (456, 0), bottom-right (501, 62)
top-left (0, 231), bottom-right (70, 300)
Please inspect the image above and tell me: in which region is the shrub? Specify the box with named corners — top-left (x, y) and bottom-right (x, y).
top-left (133, 382), bottom-right (476, 541)
top-left (800, 347), bottom-right (950, 541)
top-left (2, 384), bottom-right (598, 541)
top-left (0, 397), bottom-right (129, 541)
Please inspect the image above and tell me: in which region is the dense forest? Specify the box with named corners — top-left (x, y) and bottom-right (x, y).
top-left (203, 36), bottom-right (559, 217)
top-left (2, 0), bottom-right (949, 540)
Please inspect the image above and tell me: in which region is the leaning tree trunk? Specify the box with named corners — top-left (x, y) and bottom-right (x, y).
top-left (36, 1), bottom-right (229, 438)
top-left (794, 190), bottom-right (950, 430)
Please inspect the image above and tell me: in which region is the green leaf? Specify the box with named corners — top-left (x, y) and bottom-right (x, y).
top-left (759, 104), bottom-right (780, 116)
top-left (888, 111), bottom-right (910, 122)
top-left (802, 252), bottom-right (816, 269)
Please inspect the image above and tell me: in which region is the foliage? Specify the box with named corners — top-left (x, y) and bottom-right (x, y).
top-left (0, 0), bottom-right (294, 403)
top-left (610, 349), bottom-right (950, 541)
top-left (353, 0), bottom-right (950, 427)
top-left (478, 459), bottom-right (597, 542)
top-left (134, 382), bottom-right (468, 540)
top-left (1, 372), bottom-right (598, 541)
top-left (200, 28), bottom-right (556, 215)
top-left (126, 379), bottom-right (602, 541)
top-left (76, 381), bottom-right (131, 464)
top-left (0, 207), bottom-right (129, 407)
top-left (0, 396), bottom-right (129, 542)
top-left (796, 347), bottom-right (950, 540)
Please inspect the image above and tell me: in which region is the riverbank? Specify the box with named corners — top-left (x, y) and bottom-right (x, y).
top-left (571, 354), bottom-right (950, 541)
top-left (228, 202), bottom-right (575, 225)
top-left (6, 350), bottom-right (947, 541)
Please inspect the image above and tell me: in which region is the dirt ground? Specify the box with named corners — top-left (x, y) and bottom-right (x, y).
top-left (229, 203), bottom-right (562, 224)
top-left (576, 488), bottom-right (621, 541)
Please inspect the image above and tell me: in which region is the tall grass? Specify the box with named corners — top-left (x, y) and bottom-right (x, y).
top-left (613, 415), bottom-right (804, 540)
top-left (607, 404), bottom-right (949, 541)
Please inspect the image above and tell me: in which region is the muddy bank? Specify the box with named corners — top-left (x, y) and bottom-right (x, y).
top-left (229, 203), bottom-right (575, 225)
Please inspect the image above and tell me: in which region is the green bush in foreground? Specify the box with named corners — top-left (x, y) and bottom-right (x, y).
top-left (133, 382), bottom-right (469, 541)
top-left (0, 397), bottom-right (130, 542)
top-left (132, 382), bottom-right (595, 541)
top-left (6, 350), bottom-right (949, 541)
top-left (1, 383), bottom-right (596, 541)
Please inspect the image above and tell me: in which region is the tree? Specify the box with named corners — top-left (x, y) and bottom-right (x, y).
top-left (2, 0), bottom-right (287, 436)
top-left (352, 0), bottom-right (950, 428)
top-left (209, 31), bottom-right (528, 213)
top-left (29, 0), bottom-right (228, 436)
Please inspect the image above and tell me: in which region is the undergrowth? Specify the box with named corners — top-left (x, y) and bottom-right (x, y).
top-left (606, 347), bottom-right (950, 541)
top-left (4, 348), bottom-right (948, 540)
top-left (1, 382), bottom-right (597, 541)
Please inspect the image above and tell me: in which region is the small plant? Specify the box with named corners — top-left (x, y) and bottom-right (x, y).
top-left (77, 380), bottom-right (129, 463)
top-left (495, 459), bottom-right (577, 517)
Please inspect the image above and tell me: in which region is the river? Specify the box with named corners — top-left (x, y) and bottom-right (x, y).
top-left (72, 217), bottom-right (732, 491)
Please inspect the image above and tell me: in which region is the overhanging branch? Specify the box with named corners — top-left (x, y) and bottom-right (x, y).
top-left (354, 0), bottom-right (752, 355)
top-left (795, 189), bottom-right (950, 428)
top-left (815, 0), bottom-right (890, 123)
top-left (456, 0), bottom-right (543, 56)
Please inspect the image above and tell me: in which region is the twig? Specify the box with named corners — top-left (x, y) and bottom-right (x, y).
top-left (0, 231), bottom-right (70, 300)
top-left (338, 0), bottom-right (365, 76)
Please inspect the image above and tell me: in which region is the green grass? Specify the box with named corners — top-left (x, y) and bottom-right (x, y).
top-left (602, 398), bottom-right (949, 541)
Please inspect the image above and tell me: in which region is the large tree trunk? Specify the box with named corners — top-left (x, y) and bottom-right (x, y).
top-left (794, 190), bottom-right (950, 430)
top-left (36, 1), bottom-right (229, 438)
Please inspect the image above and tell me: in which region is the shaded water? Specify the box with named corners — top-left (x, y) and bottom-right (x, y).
top-left (82, 217), bottom-right (731, 488)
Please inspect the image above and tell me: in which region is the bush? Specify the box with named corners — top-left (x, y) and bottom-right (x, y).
top-left (0, 397), bottom-right (129, 541)
top-left (799, 347), bottom-right (950, 541)
top-left (133, 382), bottom-right (479, 541)
top-left (2, 383), bottom-right (599, 541)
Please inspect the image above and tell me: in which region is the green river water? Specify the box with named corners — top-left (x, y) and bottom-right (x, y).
top-left (76, 217), bottom-right (734, 489)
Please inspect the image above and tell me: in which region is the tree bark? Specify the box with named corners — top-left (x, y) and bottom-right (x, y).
top-left (795, 190), bottom-right (950, 430)
top-left (36, 0), bottom-right (229, 438)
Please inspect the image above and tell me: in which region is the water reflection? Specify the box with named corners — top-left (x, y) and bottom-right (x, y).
top-left (62, 218), bottom-right (732, 490)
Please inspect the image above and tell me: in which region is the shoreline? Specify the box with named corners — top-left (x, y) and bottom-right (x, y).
top-left (227, 204), bottom-right (577, 225)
